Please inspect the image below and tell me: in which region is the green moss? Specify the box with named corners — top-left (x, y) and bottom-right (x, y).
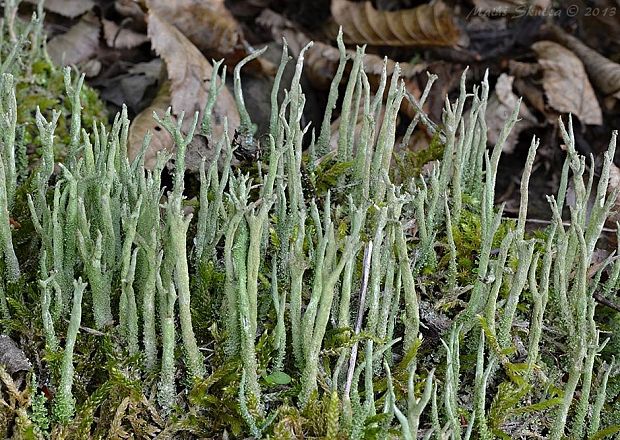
top-left (0, 15), bottom-right (107, 166)
top-left (392, 129), bottom-right (445, 183)
top-left (448, 207), bottom-right (515, 284)
top-left (16, 58), bottom-right (107, 162)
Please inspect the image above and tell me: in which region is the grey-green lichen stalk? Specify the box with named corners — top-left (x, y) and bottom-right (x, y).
top-left (0, 4), bottom-right (619, 438)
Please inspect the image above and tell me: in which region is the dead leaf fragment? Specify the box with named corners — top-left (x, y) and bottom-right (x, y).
top-left (47, 13), bottom-right (100, 66)
top-left (146, 0), bottom-right (241, 56)
top-left (331, 0), bottom-right (464, 47)
top-left (99, 59), bottom-right (162, 113)
top-left (486, 73), bottom-right (538, 153)
top-left (102, 18), bottom-right (149, 49)
top-left (533, 40), bottom-right (603, 126)
top-left (547, 24), bottom-right (620, 99)
top-left (0, 335), bottom-right (31, 376)
top-left (128, 81), bottom-right (173, 169)
top-left (147, 10), bottom-right (239, 131)
top-left (115, 0), bottom-right (147, 28)
top-left (25, 0), bottom-right (94, 18)
top-left (136, 11), bottom-right (239, 170)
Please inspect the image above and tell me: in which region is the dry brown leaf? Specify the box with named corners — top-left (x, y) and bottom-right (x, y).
top-left (486, 73), bottom-right (538, 153)
top-left (115, 0), bottom-right (147, 28)
top-left (257, 10), bottom-right (428, 116)
top-left (25, 0), bottom-right (94, 18)
top-left (128, 81), bottom-right (173, 169)
top-left (547, 24), bottom-right (620, 99)
top-left (47, 12), bottom-right (100, 66)
top-left (147, 10), bottom-right (239, 132)
top-left (533, 40), bottom-right (603, 126)
top-left (102, 18), bottom-right (149, 49)
top-left (146, 0), bottom-right (241, 56)
top-left (0, 335), bottom-right (31, 376)
top-left (99, 59), bottom-right (162, 113)
top-left (138, 11), bottom-right (239, 170)
top-left (331, 0), bottom-right (464, 47)
top-left (508, 60), bottom-right (540, 78)
top-left (513, 77), bottom-right (546, 116)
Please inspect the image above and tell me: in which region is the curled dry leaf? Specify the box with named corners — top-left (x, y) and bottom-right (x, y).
top-left (486, 73), bottom-right (538, 153)
top-left (25, 0), bottom-right (94, 18)
top-left (47, 12), bottom-right (100, 66)
top-left (146, 0), bottom-right (241, 57)
top-left (547, 24), bottom-right (620, 99)
top-left (533, 40), bottom-right (603, 126)
top-left (331, 0), bottom-right (464, 47)
top-left (513, 77), bottom-right (546, 117)
top-left (102, 18), bottom-right (149, 49)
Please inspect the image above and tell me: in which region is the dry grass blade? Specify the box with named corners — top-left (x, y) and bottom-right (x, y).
top-left (331, 0), bottom-right (463, 47)
top-left (0, 367), bottom-right (27, 407)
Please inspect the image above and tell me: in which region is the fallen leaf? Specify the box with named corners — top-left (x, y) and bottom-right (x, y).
top-left (513, 77), bottom-right (546, 116)
top-left (147, 10), bottom-right (239, 133)
top-left (508, 60), bottom-right (540, 78)
top-left (47, 12), bottom-right (100, 66)
top-left (146, 0), bottom-right (241, 56)
top-left (0, 335), bottom-right (31, 376)
top-left (136, 11), bottom-right (239, 171)
top-left (547, 24), bottom-right (620, 99)
top-left (331, 0), bottom-right (464, 47)
top-left (102, 18), bottom-right (149, 49)
top-left (80, 58), bottom-right (101, 77)
top-left (128, 81), bottom-right (173, 169)
top-left (533, 40), bottom-right (603, 126)
top-left (25, 0), bottom-right (94, 18)
top-left (101, 76), bottom-right (159, 113)
top-left (115, 0), bottom-right (147, 28)
top-left (486, 73), bottom-right (538, 153)
top-left (128, 59), bottom-right (163, 78)
top-left (97, 60), bottom-right (162, 113)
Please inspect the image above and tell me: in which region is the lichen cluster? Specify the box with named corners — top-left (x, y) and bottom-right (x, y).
top-left (0, 4), bottom-right (619, 440)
